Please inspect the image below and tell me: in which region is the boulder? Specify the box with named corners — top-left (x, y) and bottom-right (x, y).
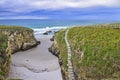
top-left (43, 32), bottom-right (48, 35)
top-left (50, 36), bottom-right (54, 41)
top-left (43, 30), bottom-right (52, 35)
top-left (21, 42), bottom-right (38, 51)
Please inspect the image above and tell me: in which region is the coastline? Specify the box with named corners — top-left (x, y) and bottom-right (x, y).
top-left (8, 34), bottom-right (63, 80)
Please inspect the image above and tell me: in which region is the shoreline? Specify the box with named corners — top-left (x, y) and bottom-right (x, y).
top-left (8, 34), bottom-right (63, 80)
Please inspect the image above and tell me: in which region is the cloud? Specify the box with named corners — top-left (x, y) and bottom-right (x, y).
top-left (0, 0), bottom-right (120, 12)
top-left (0, 0), bottom-right (120, 20)
top-left (0, 15), bottom-right (49, 19)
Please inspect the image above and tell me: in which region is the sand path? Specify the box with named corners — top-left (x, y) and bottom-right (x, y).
top-left (8, 35), bottom-right (62, 80)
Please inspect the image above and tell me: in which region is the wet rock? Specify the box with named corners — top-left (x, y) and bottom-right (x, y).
top-left (37, 41), bottom-right (41, 45)
top-left (43, 30), bottom-right (52, 35)
top-left (43, 32), bottom-right (48, 35)
top-left (50, 36), bottom-right (54, 41)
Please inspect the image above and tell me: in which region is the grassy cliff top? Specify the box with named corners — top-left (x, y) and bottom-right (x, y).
top-left (0, 25), bottom-right (33, 51)
top-left (54, 23), bottom-right (120, 79)
top-left (0, 25), bottom-right (33, 32)
top-left (68, 27), bottom-right (120, 79)
top-left (76, 23), bottom-right (120, 28)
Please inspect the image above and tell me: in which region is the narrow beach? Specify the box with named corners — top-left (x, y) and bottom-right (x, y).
top-left (8, 35), bottom-right (62, 80)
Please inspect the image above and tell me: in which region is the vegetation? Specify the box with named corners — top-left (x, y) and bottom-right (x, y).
top-left (0, 32), bottom-right (8, 79)
top-left (68, 27), bottom-right (120, 79)
top-left (0, 25), bottom-right (33, 32)
top-left (54, 30), bottom-right (68, 69)
top-left (0, 33), bottom-right (7, 51)
top-left (54, 23), bottom-right (120, 80)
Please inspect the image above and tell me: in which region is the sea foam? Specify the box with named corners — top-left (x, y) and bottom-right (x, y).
top-left (33, 26), bottom-right (68, 35)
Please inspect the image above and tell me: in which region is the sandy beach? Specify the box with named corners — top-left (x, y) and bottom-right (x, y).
top-left (8, 35), bottom-right (63, 80)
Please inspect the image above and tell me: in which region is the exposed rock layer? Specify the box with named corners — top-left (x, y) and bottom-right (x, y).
top-left (0, 27), bottom-right (39, 79)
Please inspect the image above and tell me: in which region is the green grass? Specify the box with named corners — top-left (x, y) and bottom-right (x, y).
top-left (54, 30), bottom-right (68, 69)
top-left (0, 32), bottom-right (8, 79)
top-left (0, 25), bottom-right (33, 32)
top-left (0, 33), bottom-right (7, 51)
top-left (54, 23), bottom-right (120, 80)
top-left (68, 27), bottom-right (120, 79)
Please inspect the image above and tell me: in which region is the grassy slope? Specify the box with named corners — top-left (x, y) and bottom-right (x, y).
top-left (68, 27), bottom-right (120, 79)
top-left (0, 25), bottom-right (33, 32)
top-left (55, 30), bottom-right (68, 69)
top-left (55, 23), bottom-right (120, 80)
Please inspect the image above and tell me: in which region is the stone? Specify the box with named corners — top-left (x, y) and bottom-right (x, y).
top-left (50, 36), bottom-right (54, 41)
top-left (43, 30), bottom-right (52, 35)
top-left (21, 42), bottom-right (37, 51)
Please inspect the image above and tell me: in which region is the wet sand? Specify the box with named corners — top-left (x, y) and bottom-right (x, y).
top-left (8, 35), bottom-right (62, 80)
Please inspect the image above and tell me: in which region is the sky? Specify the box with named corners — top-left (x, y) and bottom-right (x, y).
top-left (0, 0), bottom-right (120, 20)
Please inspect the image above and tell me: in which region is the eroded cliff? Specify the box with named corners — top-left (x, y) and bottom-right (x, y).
top-left (0, 26), bottom-right (39, 79)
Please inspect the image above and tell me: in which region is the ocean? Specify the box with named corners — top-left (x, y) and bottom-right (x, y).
top-left (0, 19), bottom-right (118, 34)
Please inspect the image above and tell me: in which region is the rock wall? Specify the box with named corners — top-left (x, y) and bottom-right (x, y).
top-left (2, 29), bottom-right (39, 54)
top-left (0, 28), bottom-right (39, 79)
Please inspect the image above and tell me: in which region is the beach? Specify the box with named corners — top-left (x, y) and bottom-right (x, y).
top-left (8, 34), bottom-right (62, 80)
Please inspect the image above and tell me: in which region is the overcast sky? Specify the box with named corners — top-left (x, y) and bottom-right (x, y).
top-left (0, 0), bottom-right (120, 20)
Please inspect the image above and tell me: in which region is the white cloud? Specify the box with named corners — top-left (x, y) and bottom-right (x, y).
top-left (0, 0), bottom-right (120, 12)
top-left (0, 16), bottom-right (49, 19)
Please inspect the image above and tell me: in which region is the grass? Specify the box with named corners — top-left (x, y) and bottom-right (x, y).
top-left (0, 33), bottom-right (7, 51)
top-left (0, 32), bottom-right (8, 79)
top-left (54, 30), bottom-right (68, 69)
top-left (68, 27), bottom-right (120, 79)
top-left (0, 25), bottom-right (33, 32)
top-left (54, 23), bottom-right (120, 80)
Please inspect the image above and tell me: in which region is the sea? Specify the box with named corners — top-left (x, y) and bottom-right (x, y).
top-left (0, 19), bottom-right (119, 35)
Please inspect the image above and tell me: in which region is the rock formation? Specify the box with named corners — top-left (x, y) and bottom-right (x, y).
top-left (0, 26), bottom-right (39, 79)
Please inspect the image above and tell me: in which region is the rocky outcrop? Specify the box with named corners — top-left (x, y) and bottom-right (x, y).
top-left (49, 39), bottom-right (60, 57)
top-left (43, 30), bottom-right (52, 35)
top-left (1, 29), bottom-right (39, 54)
top-left (0, 26), bottom-right (40, 79)
top-left (50, 36), bottom-right (54, 41)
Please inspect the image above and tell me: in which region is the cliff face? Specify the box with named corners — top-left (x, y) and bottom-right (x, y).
top-left (0, 26), bottom-right (39, 79)
top-left (2, 30), bottom-right (38, 54)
